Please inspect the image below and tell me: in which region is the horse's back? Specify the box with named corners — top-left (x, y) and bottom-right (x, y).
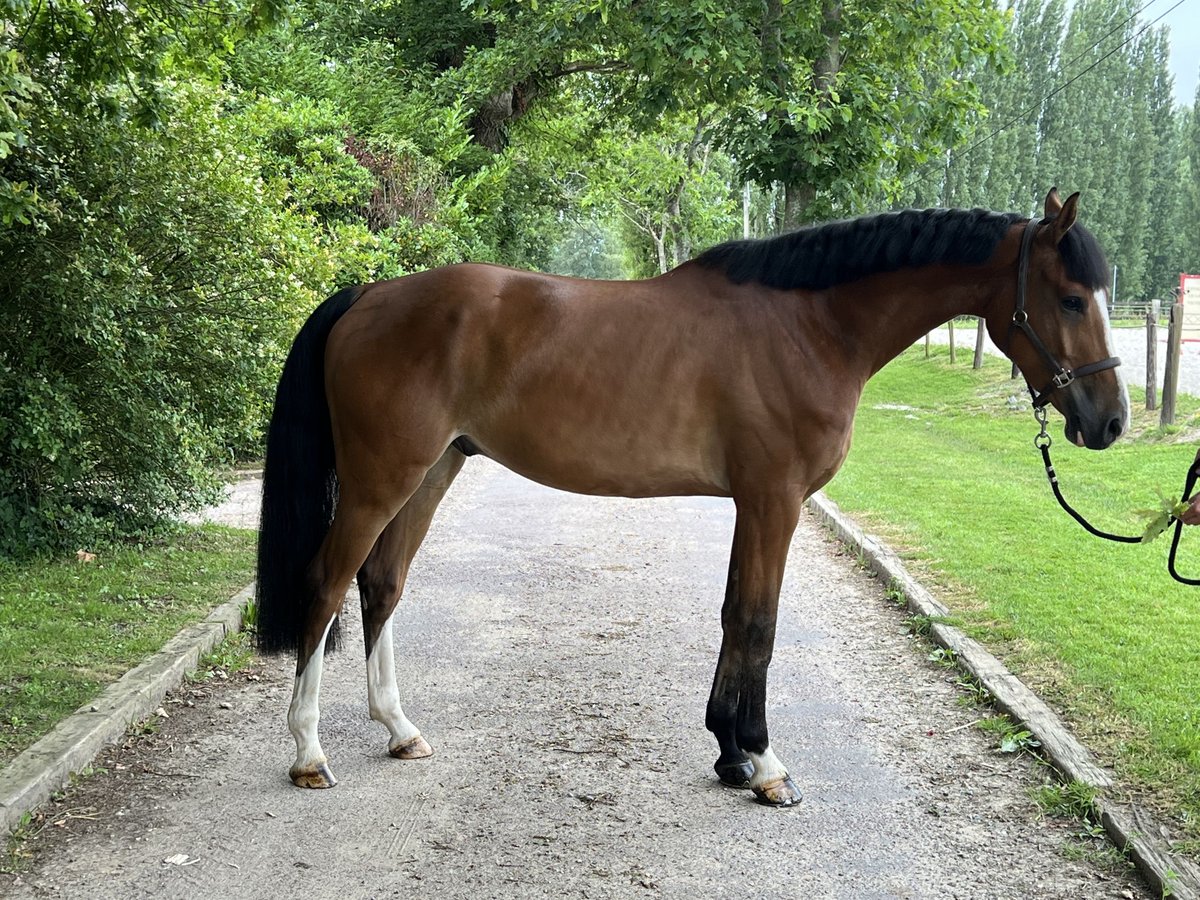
top-left (323, 264), bottom-right (749, 496)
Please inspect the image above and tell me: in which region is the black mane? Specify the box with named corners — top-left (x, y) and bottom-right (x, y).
top-left (694, 207), bottom-right (1109, 291)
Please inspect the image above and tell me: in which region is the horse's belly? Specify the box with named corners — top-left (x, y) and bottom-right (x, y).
top-left (465, 428), bottom-right (730, 499)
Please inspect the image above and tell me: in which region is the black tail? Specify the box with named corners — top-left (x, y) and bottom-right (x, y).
top-left (255, 287), bottom-right (362, 656)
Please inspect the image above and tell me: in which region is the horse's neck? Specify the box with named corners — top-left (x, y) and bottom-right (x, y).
top-left (829, 263), bottom-right (1011, 377)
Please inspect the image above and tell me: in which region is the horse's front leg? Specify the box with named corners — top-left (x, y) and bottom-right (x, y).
top-left (705, 489), bottom-right (802, 806)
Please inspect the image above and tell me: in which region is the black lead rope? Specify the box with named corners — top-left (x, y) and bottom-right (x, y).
top-left (1168, 458), bottom-right (1200, 586)
top-left (1035, 408), bottom-right (1200, 584)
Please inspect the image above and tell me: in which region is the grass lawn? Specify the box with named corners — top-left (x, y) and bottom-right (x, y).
top-left (0, 526), bottom-right (256, 768)
top-left (824, 345), bottom-right (1200, 848)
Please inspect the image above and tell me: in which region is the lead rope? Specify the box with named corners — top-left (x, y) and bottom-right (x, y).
top-left (1035, 407), bottom-right (1200, 583)
top-left (1168, 451), bottom-right (1200, 586)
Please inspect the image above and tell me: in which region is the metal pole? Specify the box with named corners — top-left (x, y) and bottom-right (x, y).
top-left (1146, 310), bottom-right (1158, 411)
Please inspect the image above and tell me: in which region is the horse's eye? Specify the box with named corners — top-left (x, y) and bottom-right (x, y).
top-left (1061, 295), bottom-right (1085, 314)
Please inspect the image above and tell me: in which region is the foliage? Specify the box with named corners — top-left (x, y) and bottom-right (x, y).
top-left (0, 81), bottom-right (333, 554)
top-left (577, 111), bottom-right (739, 276)
top-left (905, 0), bottom-right (1200, 305)
top-left (412, 0), bottom-right (1008, 228)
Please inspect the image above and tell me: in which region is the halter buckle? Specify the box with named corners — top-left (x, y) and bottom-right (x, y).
top-left (1051, 369), bottom-right (1074, 389)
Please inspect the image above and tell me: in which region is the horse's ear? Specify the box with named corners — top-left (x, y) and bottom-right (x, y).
top-left (1043, 187), bottom-right (1062, 217)
top-left (1051, 191), bottom-right (1080, 244)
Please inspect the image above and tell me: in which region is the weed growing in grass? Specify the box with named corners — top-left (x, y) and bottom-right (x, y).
top-left (2, 765), bottom-right (113, 874)
top-left (908, 615), bottom-right (934, 636)
top-left (196, 630), bottom-right (254, 678)
top-left (242, 597), bottom-right (259, 631)
top-left (1033, 780), bottom-right (1097, 818)
top-left (954, 675), bottom-right (992, 706)
top-left (977, 715), bottom-right (1042, 755)
top-left (125, 715), bottom-right (161, 739)
top-left (1163, 868), bottom-right (1180, 898)
top-left (1060, 831), bottom-right (1131, 871)
top-left (927, 646), bottom-right (958, 668)
top-left (2, 812), bottom-right (40, 873)
top-left (1034, 782), bottom-right (1136, 873)
top-left (884, 579), bottom-right (906, 607)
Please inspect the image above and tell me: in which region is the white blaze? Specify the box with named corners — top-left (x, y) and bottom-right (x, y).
top-left (1095, 288), bottom-right (1131, 431)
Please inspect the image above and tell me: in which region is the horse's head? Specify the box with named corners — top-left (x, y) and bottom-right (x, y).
top-left (995, 188), bottom-right (1129, 450)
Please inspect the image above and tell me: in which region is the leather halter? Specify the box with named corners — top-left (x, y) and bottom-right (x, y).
top-left (1009, 218), bottom-right (1121, 409)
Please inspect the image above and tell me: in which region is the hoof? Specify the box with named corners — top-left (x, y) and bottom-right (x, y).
top-left (389, 734), bottom-right (433, 760)
top-left (289, 761), bottom-right (337, 789)
top-left (752, 775), bottom-right (801, 807)
top-left (715, 757), bottom-right (754, 788)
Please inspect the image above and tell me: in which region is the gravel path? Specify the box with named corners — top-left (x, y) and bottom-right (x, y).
top-left (3, 461), bottom-right (1147, 900)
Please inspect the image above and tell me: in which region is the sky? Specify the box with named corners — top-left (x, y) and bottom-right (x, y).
top-left (1153, 0), bottom-right (1198, 105)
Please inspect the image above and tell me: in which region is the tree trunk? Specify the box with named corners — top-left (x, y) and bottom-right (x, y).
top-left (654, 231), bottom-right (668, 275)
top-left (665, 114), bottom-right (709, 260)
top-left (779, 0), bottom-right (842, 231)
top-left (468, 78), bottom-right (540, 153)
top-left (667, 191), bottom-right (685, 269)
top-left (783, 184), bottom-right (813, 232)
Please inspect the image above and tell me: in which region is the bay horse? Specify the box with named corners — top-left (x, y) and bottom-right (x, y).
top-left (255, 188), bottom-right (1128, 806)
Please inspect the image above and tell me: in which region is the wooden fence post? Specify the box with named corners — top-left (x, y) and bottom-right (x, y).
top-left (1161, 300), bottom-right (1183, 426)
top-left (924, 333), bottom-right (930, 358)
top-left (948, 319), bottom-right (956, 363)
top-left (1145, 310), bottom-right (1158, 411)
top-left (973, 317), bottom-right (985, 369)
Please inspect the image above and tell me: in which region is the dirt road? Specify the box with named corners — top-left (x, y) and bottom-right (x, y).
top-left (4, 461), bottom-right (1147, 899)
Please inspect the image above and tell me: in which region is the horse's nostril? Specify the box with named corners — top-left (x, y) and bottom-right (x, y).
top-left (1106, 416), bottom-right (1124, 441)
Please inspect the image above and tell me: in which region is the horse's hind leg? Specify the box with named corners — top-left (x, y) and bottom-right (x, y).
top-left (358, 448), bottom-right (465, 760)
top-left (288, 466), bottom-right (430, 789)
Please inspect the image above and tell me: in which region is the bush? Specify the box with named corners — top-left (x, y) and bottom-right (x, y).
top-left (0, 82), bottom-right (335, 555)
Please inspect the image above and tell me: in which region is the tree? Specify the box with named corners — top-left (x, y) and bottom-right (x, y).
top-left (297, 0), bottom-right (1005, 229)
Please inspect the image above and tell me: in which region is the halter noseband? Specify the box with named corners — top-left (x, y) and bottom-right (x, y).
top-left (1010, 218), bottom-right (1121, 409)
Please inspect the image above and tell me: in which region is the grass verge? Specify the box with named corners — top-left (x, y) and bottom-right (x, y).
top-left (823, 345), bottom-right (1200, 846)
top-left (0, 526), bottom-right (255, 768)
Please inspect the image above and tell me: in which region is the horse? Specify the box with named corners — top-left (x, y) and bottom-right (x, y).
top-left (254, 188), bottom-right (1128, 806)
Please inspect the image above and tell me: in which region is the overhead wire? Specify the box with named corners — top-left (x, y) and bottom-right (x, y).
top-left (908, 0), bottom-right (1189, 189)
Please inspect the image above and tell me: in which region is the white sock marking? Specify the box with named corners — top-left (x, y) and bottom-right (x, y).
top-left (747, 745), bottom-right (789, 789)
top-left (288, 618), bottom-right (333, 772)
top-left (366, 613), bottom-right (420, 748)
